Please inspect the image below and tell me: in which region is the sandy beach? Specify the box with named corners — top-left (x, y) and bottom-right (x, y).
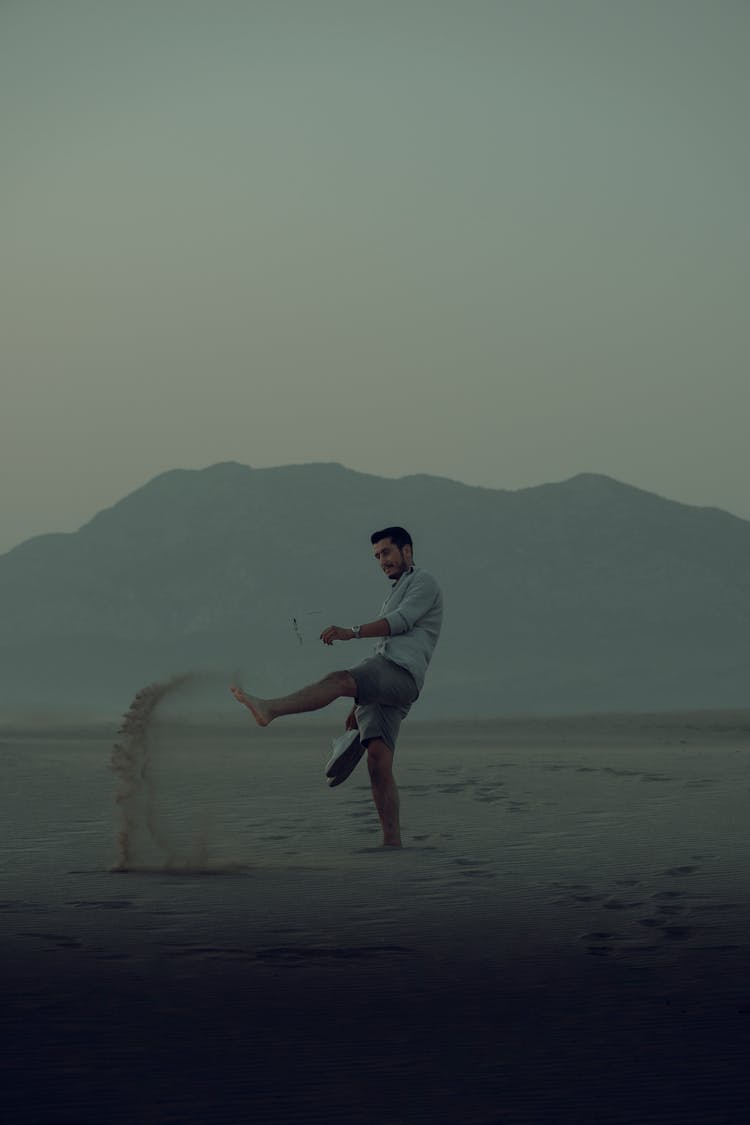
top-left (2, 711), bottom-right (750, 1124)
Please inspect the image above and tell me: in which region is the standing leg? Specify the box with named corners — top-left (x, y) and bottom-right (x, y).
top-left (230, 670), bottom-right (357, 727)
top-left (366, 739), bottom-right (402, 847)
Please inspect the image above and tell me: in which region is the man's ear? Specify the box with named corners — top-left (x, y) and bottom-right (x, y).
top-left (403, 543), bottom-right (414, 566)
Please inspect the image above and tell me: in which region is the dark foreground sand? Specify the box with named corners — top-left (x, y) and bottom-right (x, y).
top-left (2, 712), bottom-right (750, 1124)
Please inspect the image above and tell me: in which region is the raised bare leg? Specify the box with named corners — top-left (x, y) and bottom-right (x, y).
top-left (366, 739), bottom-right (402, 847)
top-left (230, 670), bottom-right (357, 728)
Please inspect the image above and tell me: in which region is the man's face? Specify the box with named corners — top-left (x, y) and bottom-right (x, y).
top-left (373, 537), bottom-right (412, 581)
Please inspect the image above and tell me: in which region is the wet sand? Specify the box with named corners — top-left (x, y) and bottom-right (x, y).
top-left (2, 712), bottom-right (750, 1124)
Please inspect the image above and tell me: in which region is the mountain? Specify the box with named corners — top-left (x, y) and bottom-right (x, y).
top-left (1, 462), bottom-right (749, 717)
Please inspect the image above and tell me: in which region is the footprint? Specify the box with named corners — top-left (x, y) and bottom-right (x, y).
top-left (69, 899), bottom-right (133, 910)
top-left (164, 945), bottom-right (251, 960)
top-left (603, 898), bottom-right (645, 910)
top-left (20, 932), bottom-right (83, 949)
top-left (256, 945), bottom-right (413, 963)
top-left (618, 942), bottom-right (661, 956)
top-left (663, 865), bottom-right (699, 877)
top-left (661, 925), bottom-right (694, 941)
top-left (698, 944), bottom-right (743, 953)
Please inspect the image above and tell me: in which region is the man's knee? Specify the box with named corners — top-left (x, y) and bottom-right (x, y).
top-left (325, 670), bottom-right (357, 698)
top-left (366, 739), bottom-right (394, 780)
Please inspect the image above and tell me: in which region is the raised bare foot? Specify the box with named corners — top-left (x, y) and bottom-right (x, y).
top-left (230, 685), bottom-right (273, 727)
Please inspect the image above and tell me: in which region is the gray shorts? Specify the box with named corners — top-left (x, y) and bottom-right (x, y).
top-left (349, 655), bottom-right (419, 753)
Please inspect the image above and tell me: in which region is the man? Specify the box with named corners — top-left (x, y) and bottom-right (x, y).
top-left (230, 526), bottom-right (443, 847)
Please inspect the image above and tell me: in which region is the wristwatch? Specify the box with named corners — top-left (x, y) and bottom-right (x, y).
top-left (351, 625), bottom-right (361, 638)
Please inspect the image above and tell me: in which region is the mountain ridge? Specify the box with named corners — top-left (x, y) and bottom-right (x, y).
top-left (5, 465), bottom-right (748, 563)
top-left (1, 462), bottom-right (748, 716)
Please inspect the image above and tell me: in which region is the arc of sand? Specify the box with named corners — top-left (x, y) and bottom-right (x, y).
top-left (110, 674), bottom-right (194, 871)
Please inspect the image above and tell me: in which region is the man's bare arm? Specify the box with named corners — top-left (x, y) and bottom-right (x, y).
top-left (320, 619), bottom-right (390, 645)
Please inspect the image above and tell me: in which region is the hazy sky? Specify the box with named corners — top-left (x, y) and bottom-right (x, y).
top-left (2, 0), bottom-right (748, 554)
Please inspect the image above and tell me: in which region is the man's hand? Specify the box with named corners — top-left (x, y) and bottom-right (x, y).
top-left (320, 625), bottom-right (353, 645)
top-left (345, 706), bottom-right (358, 731)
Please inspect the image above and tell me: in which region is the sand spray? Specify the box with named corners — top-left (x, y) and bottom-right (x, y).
top-left (111, 673), bottom-right (224, 872)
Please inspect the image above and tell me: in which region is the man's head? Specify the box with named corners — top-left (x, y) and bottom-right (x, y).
top-left (370, 526), bottom-right (414, 580)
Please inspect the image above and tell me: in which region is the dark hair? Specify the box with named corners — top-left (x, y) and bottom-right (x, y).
top-left (370, 526), bottom-right (413, 550)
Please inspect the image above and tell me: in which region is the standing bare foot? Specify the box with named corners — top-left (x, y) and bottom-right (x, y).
top-left (230, 686), bottom-right (273, 727)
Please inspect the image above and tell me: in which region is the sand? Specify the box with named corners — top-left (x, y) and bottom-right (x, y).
top-left (2, 711), bottom-right (750, 1124)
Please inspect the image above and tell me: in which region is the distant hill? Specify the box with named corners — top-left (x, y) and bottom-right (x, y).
top-left (1, 462), bottom-right (748, 717)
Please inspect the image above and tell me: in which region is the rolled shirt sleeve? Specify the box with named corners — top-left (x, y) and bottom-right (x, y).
top-left (375, 568), bottom-right (443, 693)
top-left (383, 571), bottom-right (441, 636)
